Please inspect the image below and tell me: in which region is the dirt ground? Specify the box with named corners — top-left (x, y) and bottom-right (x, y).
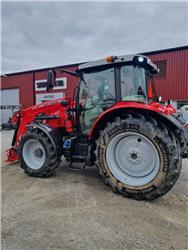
top-left (1, 130), bottom-right (188, 250)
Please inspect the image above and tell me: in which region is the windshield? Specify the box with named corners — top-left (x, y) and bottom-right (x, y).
top-left (121, 66), bottom-right (147, 102)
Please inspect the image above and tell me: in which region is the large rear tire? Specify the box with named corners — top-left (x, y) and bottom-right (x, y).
top-left (96, 114), bottom-right (182, 200)
top-left (19, 129), bottom-right (60, 177)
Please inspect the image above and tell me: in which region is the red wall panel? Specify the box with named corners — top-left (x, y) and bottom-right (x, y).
top-left (1, 66), bottom-right (79, 108)
top-left (148, 49), bottom-right (188, 101)
top-left (1, 73), bottom-right (34, 108)
top-left (34, 66), bottom-right (79, 99)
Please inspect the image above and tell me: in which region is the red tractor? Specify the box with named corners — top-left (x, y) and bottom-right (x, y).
top-left (6, 54), bottom-right (188, 200)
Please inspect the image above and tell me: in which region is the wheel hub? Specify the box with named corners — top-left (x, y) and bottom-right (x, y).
top-left (127, 150), bottom-right (142, 164)
top-left (34, 148), bottom-right (43, 158)
top-left (106, 132), bottom-right (160, 186)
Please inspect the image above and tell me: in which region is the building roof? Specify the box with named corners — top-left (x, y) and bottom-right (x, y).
top-left (143, 45), bottom-right (188, 55)
top-left (1, 62), bottom-right (81, 77)
top-left (2, 45), bottom-right (187, 77)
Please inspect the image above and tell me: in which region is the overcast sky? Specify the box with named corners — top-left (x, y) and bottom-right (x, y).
top-left (1, 1), bottom-right (188, 74)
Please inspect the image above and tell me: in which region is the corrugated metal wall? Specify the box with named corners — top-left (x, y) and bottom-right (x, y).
top-left (148, 48), bottom-right (188, 101)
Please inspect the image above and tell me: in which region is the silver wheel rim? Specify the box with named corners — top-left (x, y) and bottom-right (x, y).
top-left (106, 132), bottom-right (160, 186)
top-left (22, 139), bottom-right (45, 169)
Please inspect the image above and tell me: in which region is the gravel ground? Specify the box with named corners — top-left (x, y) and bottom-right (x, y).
top-left (1, 130), bottom-right (188, 250)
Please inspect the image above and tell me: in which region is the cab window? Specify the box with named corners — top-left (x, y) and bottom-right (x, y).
top-left (79, 67), bottom-right (115, 133)
top-left (80, 67), bottom-right (115, 109)
top-left (121, 66), bottom-right (147, 102)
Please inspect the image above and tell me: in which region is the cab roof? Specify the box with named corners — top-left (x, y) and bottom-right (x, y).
top-left (78, 54), bottom-right (159, 74)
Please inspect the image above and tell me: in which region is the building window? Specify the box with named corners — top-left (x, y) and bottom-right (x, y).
top-left (153, 60), bottom-right (167, 78)
top-left (36, 81), bottom-right (47, 89)
top-left (35, 77), bottom-right (67, 91)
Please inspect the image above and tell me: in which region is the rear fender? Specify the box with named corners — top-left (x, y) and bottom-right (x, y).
top-left (89, 104), bottom-right (183, 140)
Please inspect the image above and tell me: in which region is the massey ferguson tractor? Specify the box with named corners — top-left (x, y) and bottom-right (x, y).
top-left (6, 54), bottom-right (188, 200)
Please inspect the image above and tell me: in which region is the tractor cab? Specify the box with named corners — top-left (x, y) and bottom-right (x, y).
top-left (77, 55), bottom-right (159, 133)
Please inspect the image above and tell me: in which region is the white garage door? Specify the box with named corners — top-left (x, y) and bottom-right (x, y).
top-left (0, 88), bottom-right (20, 125)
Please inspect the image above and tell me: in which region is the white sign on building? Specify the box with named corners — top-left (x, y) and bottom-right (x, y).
top-left (36, 92), bottom-right (65, 104)
top-left (35, 78), bottom-right (67, 91)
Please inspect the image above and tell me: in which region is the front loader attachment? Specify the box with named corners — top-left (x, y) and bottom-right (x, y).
top-left (5, 147), bottom-right (18, 163)
top-left (5, 111), bottom-right (21, 163)
top-left (5, 98), bottom-right (71, 164)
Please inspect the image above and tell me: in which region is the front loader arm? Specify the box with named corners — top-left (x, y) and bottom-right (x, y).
top-left (5, 99), bottom-right (72, 163)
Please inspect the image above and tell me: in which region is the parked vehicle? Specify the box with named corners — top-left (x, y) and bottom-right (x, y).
top-left (183, 111), bottom-right (188, 141)
top-left (1, 111), bottom-right (20, 130)
top-left (6, 54), bottom-right (188, 200)
top-left (178, 105), bottom-right (188, 157)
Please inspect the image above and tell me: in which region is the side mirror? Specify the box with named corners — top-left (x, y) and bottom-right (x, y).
top-left (46, 70), bottom-right (56, 91)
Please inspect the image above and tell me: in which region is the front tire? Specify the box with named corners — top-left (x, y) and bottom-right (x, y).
top-left (19, 129), bottom-right (60, 177)
top-left (96, 114), bottom-right (182, 200)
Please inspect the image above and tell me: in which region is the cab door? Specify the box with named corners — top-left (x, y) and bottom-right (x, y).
top-left (79, 67), bottom-right (116, 134)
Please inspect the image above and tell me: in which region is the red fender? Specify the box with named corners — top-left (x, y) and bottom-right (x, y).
top-left (88, 101), bottom-right (176, 140)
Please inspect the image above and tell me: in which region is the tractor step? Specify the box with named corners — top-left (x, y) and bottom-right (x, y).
top-left (63, 137), bottom-right (88, 162)
top-left (68, 161), bottom-right (86, 171)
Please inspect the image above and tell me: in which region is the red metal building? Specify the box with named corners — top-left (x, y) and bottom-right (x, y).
top-left (144, 46), bottom-right (188, 103)
top-left (1, 46), bottom-right (188, 124)
top-left (0, 64), bottom-right (79, 124)
top-left (1, 64), bottom-right (79, 109)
